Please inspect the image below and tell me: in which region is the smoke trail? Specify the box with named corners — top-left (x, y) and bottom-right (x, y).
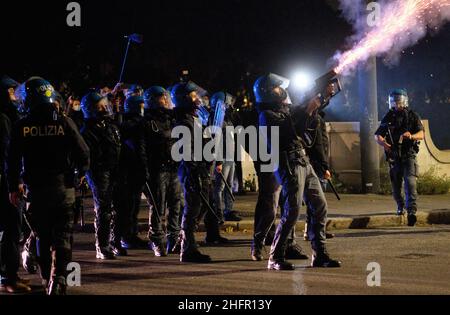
top-left (334, 0), bottom-right (450, 75)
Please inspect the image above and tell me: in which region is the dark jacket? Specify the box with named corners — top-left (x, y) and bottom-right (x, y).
top-left (175, 108), bottom-right (212, 177)
top-left (145, 108), bottom-right (178, 173)
top-left (81, 117), bottom-right (121, 173)
top-left (68, 110), bottom-right (85, 131)
top-left (293, 107), bottom-right (329, 177)
top-left (7, 113), bottom-right (90, 190)
top-left (375, 108), bottom-right (424, 159)
top-left (258, 103), bottom-right (304, 154)
top-left (119, 114), bottom-right (148, 184)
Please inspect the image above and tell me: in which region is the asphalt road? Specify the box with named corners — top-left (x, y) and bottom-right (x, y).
top-left (15, 225), bottom-right (450, 295)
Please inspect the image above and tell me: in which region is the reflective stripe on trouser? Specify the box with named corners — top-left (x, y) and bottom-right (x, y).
top-left (86, 171), bottom-right (114, 248)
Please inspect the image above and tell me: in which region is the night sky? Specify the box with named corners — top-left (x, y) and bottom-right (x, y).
top-left (1, 0), bottom-right (449, 147)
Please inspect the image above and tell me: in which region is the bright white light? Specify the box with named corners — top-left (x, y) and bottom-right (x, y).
top-left (292, 71), bottom-right (313, 91)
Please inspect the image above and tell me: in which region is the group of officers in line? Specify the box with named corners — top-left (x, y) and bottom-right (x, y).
top-left (0, 72), bottom-right (424, 295)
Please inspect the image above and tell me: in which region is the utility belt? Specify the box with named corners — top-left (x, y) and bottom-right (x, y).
top-left (280, 149), bottom-right (309, 173)
top-left (282, 149), bottom-right (308, 163)
top-left (387, 152), bottom-right (417, 165)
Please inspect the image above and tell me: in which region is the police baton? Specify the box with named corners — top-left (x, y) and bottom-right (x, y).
top-left (327, 179), bottom-right (341, 201)
top-left (22, 211), bottom-right (35, 236)
top-left (199, 191), bottom-right (224, 225)
top-left (144, 182), bottom-right (162, 223)
top-left (16, 191), bottom-right (34, 232)
top-left (218, 171), bottom-right (235, 202)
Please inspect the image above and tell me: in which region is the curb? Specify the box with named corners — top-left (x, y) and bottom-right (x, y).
top-left (76, 210), bottom-right (450, 234)
top-left (196, 210), bottom-right (450, 233)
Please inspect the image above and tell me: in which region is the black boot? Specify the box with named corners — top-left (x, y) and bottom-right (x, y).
top-left (0, 280), bottom-right (32, 294)
top-left (267, 258), bottom-right (295, 270)
top-left (47, 277), bottom-right (67, 295)
top-left (180, 249), bottom-right (211, 263)
top-left (111, 242), bottom-right (128, 257)
top-left (326, 232), bottom-right (335, 239)
top-left (311, 249), bottom-right (341, 268)
top-left (151, 241), bottom-right (168, 257)
top-left (251, 242), bottom-right (264, 261)
top-left (407, 213), bottom-right (417, 226)
top-left (224, 211), bottom-right (242, 222)
top-left (121, 235), bottom-right (148, 249)
top-left (96, 246), bottom-right (115, 260)
top-left (285, 244), bottom-right (309, 260)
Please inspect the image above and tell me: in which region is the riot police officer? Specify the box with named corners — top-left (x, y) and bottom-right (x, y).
top-left (7, 77), bottom-right (90, 294)
top-left (80, 92), bottom-right (122, 259)
top-left (303, 111), bottom-right (335, 240)
top-left (172, 82), bottom-right (215, 263)
top-left (114, 95), bottom-right (149, 254)
top-left (144, 86), bottom-right (181, 256)
top-left (375, 89), bottom-right (424, 226)
top-left (248, 107), bottom-right (308, 263)
top-left (0, 75), bottom-right (32, 293)
top-left (254, 73), bottom-right (341, 270)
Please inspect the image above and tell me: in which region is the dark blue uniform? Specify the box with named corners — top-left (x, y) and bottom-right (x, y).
top-left (145, 108), bottom-right (181, 254)
top-left (375, 108), bottom-right (423, 215)
top-left (7, 111), bottom-right (89, 290)
top-left (117, 114), bottom-right (148, 249)
top-left (81, 117), bottom-right (121, 257)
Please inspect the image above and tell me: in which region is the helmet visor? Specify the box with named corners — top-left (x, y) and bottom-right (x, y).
top-left (270, 73), bottom-right (290, 90)
top-left (14, 83), bottom-right (27, 104)
top-left (187, 81), bottom-right (208, 98)
top-left (389, 94), bottom-right (408, 110)
top-left (269, 73), bottom-right (292, 105)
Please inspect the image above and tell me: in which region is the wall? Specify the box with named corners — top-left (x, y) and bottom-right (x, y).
top-left (326, 120), bottom-right (450, 189)
top-left (240, 120), bottom-right (450, 192)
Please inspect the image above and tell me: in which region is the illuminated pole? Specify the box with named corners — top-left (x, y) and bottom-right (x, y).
top-left (358, 56), bottom-right (380, 193)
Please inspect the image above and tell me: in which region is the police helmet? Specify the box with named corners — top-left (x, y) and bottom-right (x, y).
top-left (253, 73), bottom-right (292, 105)
top-left (81, 92), bottom-right (107, 119)
top-left (15, 77), bottom-right (56, 113)
top-left (389, 88), bottom-right (408, 110)
top-left (170, 82), bottom-right (201, 109)
top-left (144, 86), bottom-right (168, 109)
top-left (0, 75), bottom-right (19, 91)
top-left (124, 95), bottom-right (145, 116)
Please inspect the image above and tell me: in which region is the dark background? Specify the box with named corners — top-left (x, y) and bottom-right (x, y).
top-left (1, 0), bottom-right (449, 148)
